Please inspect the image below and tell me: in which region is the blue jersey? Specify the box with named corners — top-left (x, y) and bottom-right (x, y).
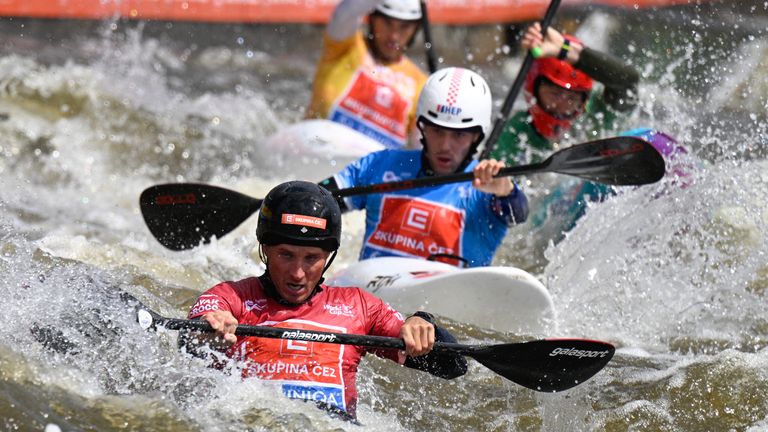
top-left (333, 150), bottom-right (528, 267)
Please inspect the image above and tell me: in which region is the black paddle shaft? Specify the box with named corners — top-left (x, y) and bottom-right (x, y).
top-left (420, 0), bottom-right (438, 73)
top-left (480, 0), bottom-right (562, 159)
top-left (138, 308), bottom-right (614, 392)
top-left (139, 136), bottom-right (665, 250)
top-left (336, 136), bottom-right (664, 197)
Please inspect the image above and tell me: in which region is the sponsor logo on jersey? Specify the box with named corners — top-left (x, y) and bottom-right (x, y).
top-left (367, 196), bottom-right (464, 259)
top-left (281, 383), bottom-right (345, 410)
top-left (335, 71), bottom-right (410, 140)
top-left (374, 85), bottom-right (394, 109)
top-left (240, 321), bottom-right (347, 411)
top-left (323, 303), bottom-right (355, 318)
top-left (403, 206), bottom-right (432, 232)
top-left (457, 184), bottom-right (472, 198)
top-left (189, 295), bottom-right (220, 316)
top-left (280, 339), bottom-right (313, 357)
top-left (245, 298), bottom-right (267, 312)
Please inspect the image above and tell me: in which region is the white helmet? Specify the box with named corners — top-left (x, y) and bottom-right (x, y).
top-left (417, 67), bottom-right (492, 141)
top-left (375, 0), bottom-right (422, 21)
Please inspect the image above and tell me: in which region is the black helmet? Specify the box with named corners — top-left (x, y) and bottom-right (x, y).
top-left (256, 181), bottom-right (341, 251)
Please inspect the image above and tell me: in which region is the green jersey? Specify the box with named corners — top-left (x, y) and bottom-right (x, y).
top-left (490, 90), bottom-right (621, 166)
top-left (489, 45), bottom-right (640, 166)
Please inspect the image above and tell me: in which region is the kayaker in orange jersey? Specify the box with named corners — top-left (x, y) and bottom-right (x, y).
top-left (179, 181), bottom-right (467, 422)
top-left (319, 67), bottom-right (529, 268)
top-left (306, 0), bottom-right (428, 150)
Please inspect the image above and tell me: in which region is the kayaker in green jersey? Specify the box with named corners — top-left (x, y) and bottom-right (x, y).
top-left (490, 22), bottom-right (640, 165)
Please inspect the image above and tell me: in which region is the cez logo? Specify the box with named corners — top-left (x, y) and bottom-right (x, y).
top-left (436, 104), bottom-right (462, 116)
top-left (281, 339), bottom-right (313, 357)
top-left (375, 86), bottom-right (394, 109)
top-left (403, 206), bottom-right (432, 233)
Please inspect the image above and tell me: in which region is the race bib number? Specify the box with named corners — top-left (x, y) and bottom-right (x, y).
top-left (239, 321), bottom-right (347, 411)
top-left (367, 196), bottom-right (465, 259)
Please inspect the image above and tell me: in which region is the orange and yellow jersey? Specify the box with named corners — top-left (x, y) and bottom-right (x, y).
top-left (307, 31), bottom-right (427, 149)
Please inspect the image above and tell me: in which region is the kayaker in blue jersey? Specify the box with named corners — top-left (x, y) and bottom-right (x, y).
top-left (319, 67), bottom-right (529, 267)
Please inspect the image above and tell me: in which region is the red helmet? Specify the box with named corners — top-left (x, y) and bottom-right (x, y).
top-left (525, 52), bottom-right (594, 139)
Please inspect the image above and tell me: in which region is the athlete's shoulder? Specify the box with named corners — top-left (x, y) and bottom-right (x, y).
top-left (210, 276), bottom-right (263, 297)
top-left (322, 284), bottom-right (365, 297)
top-left (385, 148), bottom-right (422, 159)
top-left (322, 284), bottom-right (391, 305)
top-left (362, 148), bottom-right (421, 165)
top-left (320, 30), bottom-right (366, 60)
top-left (398, 55), bottom-right (428, 80)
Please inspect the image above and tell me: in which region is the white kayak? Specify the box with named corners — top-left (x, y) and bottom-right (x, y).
top-left (259, 119), bottom-right (385, 180)
top-left (326, 257), bottom-right (556, 335)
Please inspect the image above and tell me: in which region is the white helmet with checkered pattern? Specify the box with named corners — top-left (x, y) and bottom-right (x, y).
top-left (375, 0), bottom-right (422, 21)
top-left (416, 67), bottom-right (492, 142)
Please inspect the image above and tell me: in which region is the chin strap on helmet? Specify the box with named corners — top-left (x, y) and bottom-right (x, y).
top-left (256, 181), bottom-right (343, 303)
top-left (524, 46), bottom-right (594, 140)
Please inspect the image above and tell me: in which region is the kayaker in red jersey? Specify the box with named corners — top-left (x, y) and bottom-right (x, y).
top-left (180, 181), bottom-right (467, 422)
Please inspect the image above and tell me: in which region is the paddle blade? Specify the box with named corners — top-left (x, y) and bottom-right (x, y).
top-left (140, 183), bottom-right (262, 250)
top-left (470, 339), bottom-right (614, 392)
top-left (547, 136), bottom-right (665, 186)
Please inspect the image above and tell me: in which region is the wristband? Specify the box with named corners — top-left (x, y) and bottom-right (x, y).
top-left (410, 311), bottom-right (436, 326)
top-left (557, 38), bottom-right (571, 60)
